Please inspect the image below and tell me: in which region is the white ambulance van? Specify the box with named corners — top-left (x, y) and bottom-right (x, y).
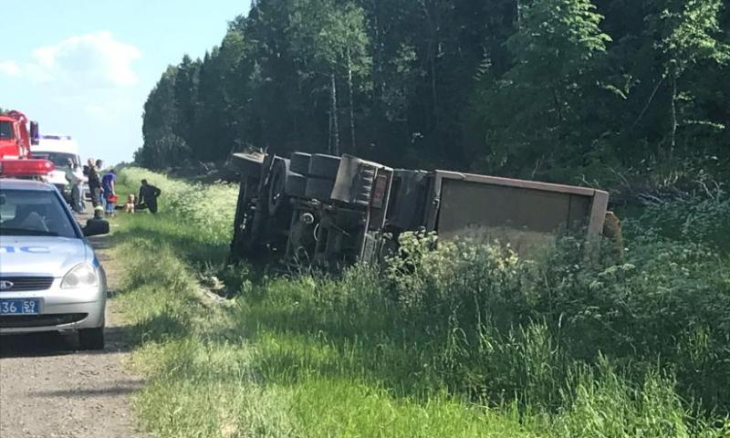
top-left (30, 134), bottom-right (85, 200)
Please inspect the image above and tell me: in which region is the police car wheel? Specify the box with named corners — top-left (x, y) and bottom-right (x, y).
top-left (79, 326), bottom-right (105, 350)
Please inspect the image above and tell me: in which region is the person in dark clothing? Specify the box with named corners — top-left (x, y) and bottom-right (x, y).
top-left (138, 179), bottom-right (162, 214)
top-left (94, 160), bottom-right (105, 206)
top-left (86, 158), bottom-right (102, 208)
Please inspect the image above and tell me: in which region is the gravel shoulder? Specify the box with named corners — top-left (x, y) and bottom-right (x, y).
top-left (0, 226), bottom-right (144, 438)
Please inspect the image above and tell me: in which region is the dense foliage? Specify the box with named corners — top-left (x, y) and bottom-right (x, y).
top-left (138, 0), bottom-right (730, 187)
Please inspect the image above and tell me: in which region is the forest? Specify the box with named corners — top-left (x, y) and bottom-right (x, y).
top-left (137, 0), bottom-right (729, 192)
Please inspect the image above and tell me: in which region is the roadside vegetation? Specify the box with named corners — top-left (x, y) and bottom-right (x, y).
top-left (111, 168), bottom-right (729, 438)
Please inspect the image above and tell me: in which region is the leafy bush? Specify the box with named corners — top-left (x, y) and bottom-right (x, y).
top-left (626, 191), bottom-right (730, 252)
top-left (381, 229), bottom-right (730, 412)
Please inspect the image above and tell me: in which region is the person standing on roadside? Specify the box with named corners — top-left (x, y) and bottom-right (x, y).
top-left (86, 158), bottom-right (102, 208)
top-left (64, 158), bottom-right (85, 213)
top-left (138, 179), bottom-right (162, 214)
top-left (101, 169), bottom-right (117, 216)
top-left (95, 160), bottom-right (105, 206)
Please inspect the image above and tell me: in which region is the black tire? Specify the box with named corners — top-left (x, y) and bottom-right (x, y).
top-left (230, 153), bottom-right (265, 179)
top-left (308, 154), bottom-right (341, 179)
top-left (305, 177), bottom-right (335, 201)
top-left (79, 326), bottom-right (105, 350)
top-left (290, 152), bottom-right (312, 175)
top-left (231, 177), bottom-right (252, 252)
top-left (267, 159), bottom-right (290, 215)
top-left (285, 173), bottom-right (307, 198)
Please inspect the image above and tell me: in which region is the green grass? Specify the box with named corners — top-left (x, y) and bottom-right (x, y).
top-left (109, 167), bottom-right (730, 438)
top-left (114, 241), bottom-right (540, 438)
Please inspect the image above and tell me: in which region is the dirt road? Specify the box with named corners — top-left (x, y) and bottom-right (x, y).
top-left (0, 232), bottom-right (143, 438)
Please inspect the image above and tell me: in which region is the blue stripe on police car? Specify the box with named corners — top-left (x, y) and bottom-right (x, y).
top-left (0, 246), bottom-right (51, 254)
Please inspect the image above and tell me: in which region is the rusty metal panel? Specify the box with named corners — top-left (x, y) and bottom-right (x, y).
top-left (436, 170), bottom-right (598, 197)
top-left (368, 168), bottom-right (394, 231)
top-left (587, 190), bottom-right (609, 235)
top-left (568, 194), bottom-right (592, 229)
top-left (434, 176), bottom-right (604, 259)
top-left (437, 179), bottom-right (586, 235)
top-left (425, 174), bottom-right (442, 231)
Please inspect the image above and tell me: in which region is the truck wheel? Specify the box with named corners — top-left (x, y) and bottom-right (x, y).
top-left (308, 154), bottom-right (341, 179)
top-left (290, 152), bottom-right (312, 175)
top-left (267, 159), bottom-right (290, 216)
top-left (230, 153), bottom-right (265, 179)
top-left (285, 173), bottom-right (307, 198)
top-left (305, 177), bottom-right (335, 201)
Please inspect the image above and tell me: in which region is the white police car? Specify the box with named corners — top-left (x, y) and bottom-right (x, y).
top-left (0, 159), bottom-right (110, 350)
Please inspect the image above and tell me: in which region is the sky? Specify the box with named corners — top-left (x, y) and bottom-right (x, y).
top-left (0, 0), bottom-right (251, 165)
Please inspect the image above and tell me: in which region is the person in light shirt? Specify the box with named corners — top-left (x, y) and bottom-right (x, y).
top-left (64, 157), bottom-right (85, 213)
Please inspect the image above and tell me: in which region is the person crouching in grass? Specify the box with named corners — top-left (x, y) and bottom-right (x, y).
top-left (137, 179), bottom-right (162, 214)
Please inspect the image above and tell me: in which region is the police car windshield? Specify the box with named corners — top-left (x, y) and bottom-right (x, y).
top-left (0, 189), bottom-right (77, 238)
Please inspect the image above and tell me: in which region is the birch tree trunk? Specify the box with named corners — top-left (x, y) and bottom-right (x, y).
top-left (330, 71), bottom-right (340, 156)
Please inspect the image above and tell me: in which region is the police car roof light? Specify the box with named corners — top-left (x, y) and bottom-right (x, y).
top-left (0, 159), bottom-right (55, 178)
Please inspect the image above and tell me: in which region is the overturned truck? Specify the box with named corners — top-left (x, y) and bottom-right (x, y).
top-left (228, 152), bottom-right (619, 270)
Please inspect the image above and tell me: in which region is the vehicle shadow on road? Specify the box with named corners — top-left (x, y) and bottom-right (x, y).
top-left (88, 233), bottom-right (114, 251)
top-left (0, 326), bottom-right (132, 359)
top-left (27, 379), bottom-right (144, 399)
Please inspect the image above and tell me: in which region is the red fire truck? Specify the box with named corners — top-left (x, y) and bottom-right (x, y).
top-left (0, 110), bottom-right (55, 178)
top-left (0, 110), bottom-right (40, 159)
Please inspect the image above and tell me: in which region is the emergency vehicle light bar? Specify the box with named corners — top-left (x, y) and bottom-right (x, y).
top-left (0, 159), bottom-right (55, 178)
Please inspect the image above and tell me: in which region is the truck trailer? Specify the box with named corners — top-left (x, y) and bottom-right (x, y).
top-left (228, 151), bottom-right (620, 270)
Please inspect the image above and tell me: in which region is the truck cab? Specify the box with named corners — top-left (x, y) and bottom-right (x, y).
top-left (0, 111), bottom-right (39, 159)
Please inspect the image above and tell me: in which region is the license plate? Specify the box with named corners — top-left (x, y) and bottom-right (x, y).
top-left (0, 299), bottom-right (41, 315)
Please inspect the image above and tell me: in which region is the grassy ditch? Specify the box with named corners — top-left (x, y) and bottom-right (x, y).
top-left (111, 168), bottom-right (729, 438)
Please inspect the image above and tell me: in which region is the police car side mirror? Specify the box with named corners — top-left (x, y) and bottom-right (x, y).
top-left (83, 219), bottom-right (110, 237)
